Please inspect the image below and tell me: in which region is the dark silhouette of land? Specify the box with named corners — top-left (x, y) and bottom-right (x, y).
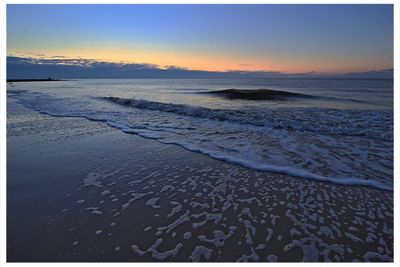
top-left (7, 77), bottom-right (65, 83)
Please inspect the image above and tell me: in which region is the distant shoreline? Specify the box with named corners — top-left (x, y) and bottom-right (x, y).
top-left (6, 77), bottom-right (393, 81)
top-left (7, 78), bottom-right (66, 83)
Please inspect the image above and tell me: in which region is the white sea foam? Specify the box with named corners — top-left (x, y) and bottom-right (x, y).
top-left (189, 246), bottom-right (213, 262)
top-left (101, 96), bottom-right (393, 141)
top-left (9, 89), bottom-right (393, 191)
top-left (131, 238), bottom-right (183, 260)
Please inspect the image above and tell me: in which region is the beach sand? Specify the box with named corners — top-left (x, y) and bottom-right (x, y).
top-left (7, 98), bottom-right (393, 262)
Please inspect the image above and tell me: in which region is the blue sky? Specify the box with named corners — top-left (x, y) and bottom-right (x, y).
top-left (7, 4), bottom-right (393, 74)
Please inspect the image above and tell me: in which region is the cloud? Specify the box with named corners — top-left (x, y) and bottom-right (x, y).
top-left (7, 56), bottom-right (393, 79)
top-left (164, 65), bottom-right (188, 70)
top-left (7, 56), bottom-right (286, 79)
top-left (49, 55), bottom-right (68, 59)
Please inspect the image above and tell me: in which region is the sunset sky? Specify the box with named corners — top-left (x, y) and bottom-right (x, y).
top-left (7, 4), bottom-right (393, 74)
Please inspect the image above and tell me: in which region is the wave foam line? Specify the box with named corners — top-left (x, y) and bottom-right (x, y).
top-left (100, 96), bottom-right (393, 141)
top-left (103, 121), bottom-right (394, 191)
top-left (13, 96), bottom-right (393, 191)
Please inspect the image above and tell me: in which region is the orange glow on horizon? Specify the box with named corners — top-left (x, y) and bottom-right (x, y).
top-left (8, 48), bottom-right (392, 75)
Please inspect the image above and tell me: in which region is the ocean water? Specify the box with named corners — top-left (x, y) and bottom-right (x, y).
top-left (7, 78), bottom-right (393, 190)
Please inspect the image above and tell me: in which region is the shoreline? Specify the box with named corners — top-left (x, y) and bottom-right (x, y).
top-left (10, 92), bottom-right (393, 192)
top-left (7, 98), bottom-right (393, 262)
top-left (7, 79), bottom-right (67, 83)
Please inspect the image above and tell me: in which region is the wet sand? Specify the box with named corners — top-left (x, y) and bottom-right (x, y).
top-left (7, 98), bottom-right (393, 262)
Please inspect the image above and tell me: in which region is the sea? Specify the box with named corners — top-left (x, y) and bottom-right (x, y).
top-left (7, 78), bottom-right (393, 190)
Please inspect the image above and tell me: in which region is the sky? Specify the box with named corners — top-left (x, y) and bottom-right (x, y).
top-left (7, 4), bottom-right (393, 77)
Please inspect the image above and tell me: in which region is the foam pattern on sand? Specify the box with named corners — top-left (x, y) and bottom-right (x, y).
top-left (64, 151), bottom-right (393, 262)
top-left (7, 102), bottom-right (393, 262)
top-left (76, 161), bottom-right (393, 261)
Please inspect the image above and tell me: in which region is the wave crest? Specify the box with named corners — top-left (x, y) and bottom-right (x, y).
top-left (204, 88), bottom-right (315, 100)
top-left (101, 96), bottom-right (392, 141)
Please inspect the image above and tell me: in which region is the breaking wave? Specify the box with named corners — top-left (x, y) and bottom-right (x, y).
top-left (101, 96), bottom-right (393, 141)
top-left (203, 88), bottom-right (316, 100)
top-left (8, 90), bottom-right (393, 191)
